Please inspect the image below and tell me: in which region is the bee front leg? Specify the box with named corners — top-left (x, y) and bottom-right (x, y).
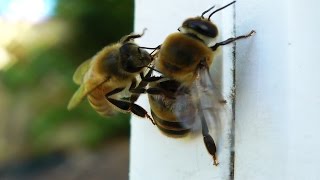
top-left (210, 30), bottom-right (255, 51)
top-left (106, 88), bottom-right (155, 125)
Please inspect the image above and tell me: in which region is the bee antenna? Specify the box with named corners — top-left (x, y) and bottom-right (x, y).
top-left (121, 28), bottom-right (148, 43)
top-left (201, 5), bottom-right (215, 19)
top-left (141, 28), bottom-right (147, 36)
top-left (208, 1), bottom-right (236, 20)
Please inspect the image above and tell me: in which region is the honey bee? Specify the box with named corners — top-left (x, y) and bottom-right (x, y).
top-left (67, 30), bottom-right (158, 124)
top-left (148, 1), bottom-right (255, 165)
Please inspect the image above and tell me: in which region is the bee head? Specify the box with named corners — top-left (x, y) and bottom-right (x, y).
top-left (178, 1), bottom-right (236, 45)
top-left (119, 43), bottom-right (152, 73)
top-left (180, 17), bottom-right (218, 44)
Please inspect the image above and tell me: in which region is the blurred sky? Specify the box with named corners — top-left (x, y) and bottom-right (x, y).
top-left (0, 0), bottom-right (56, 23)
top-left (0, 0), bottom-right (57, 70)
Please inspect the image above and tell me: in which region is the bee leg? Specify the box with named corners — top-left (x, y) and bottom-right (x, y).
top-left (200, 111), bottom-right (219, 166)
top-left (138, 45), bottom-right (161, 51)
top-left (145, 87), bottom-right (163, 95)
top-left (108, 98), bottom-right (155, 125)
top-left (129, 69), bottom-right (159, 99)
top-left (140, 71), bottom-right (163, 82)
top-left (219, 99), bottom-right (227, 104)
top-left (129, 79), bottom-right (145, 102)
top-left (128, 79), bottom-right (146, 101)
top-left (129, 103), bottom-right (155, 125)
top-left (146, 87), bottom-right (176, 99)
top-left (129, 71), bottom-right (163, 96)
top-left (138, 45), bottom-right (161, 56)
top-left (106, 88), bottom-right (155, 125)
top-left (146, 79), bottom-right (180, 99)
top-left (210, 30), bottom-right (256, 51)
top-left (129, 68), bottom-right (163, 103)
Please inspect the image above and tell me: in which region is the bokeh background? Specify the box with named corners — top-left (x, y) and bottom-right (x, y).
top-left (0, 0), bottom-right (133, 179)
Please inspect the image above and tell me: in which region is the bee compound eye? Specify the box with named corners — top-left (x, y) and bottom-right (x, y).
top-left (120, 43), bottom-right (134, 56)
top-left (183, 19), bottom-right (218, 38)
top-left (119, 44), bottom-right (146, 73)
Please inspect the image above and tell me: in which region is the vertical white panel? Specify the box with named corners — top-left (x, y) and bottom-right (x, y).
top-left (131, 0), bottom-right (235, 179)
top-left (236, 0), bottom-right (320, 179)
top-left (133, 0), bottom-right (320, 179)
top-left (235, 0), bottom-right (289, 179)
top-left (287, 0), bottom-right (320, 179)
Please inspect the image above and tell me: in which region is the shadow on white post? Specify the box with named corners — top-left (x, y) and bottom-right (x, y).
top-left (130, 0), bottom-right (236, 179)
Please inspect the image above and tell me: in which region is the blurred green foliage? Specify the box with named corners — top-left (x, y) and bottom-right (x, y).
top-left (55, 0), bottom-right (134, 61)
top-left (0, 0), bottom-right (134, 161)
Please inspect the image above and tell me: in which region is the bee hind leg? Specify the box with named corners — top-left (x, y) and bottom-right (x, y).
top-left (200, 111), bottom-right (219, 166)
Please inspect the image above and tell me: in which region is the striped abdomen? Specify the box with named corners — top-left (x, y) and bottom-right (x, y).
top-left (87, 84), bottom-right (116, 117)
top-left (148, 80), bottom-right (196, 136)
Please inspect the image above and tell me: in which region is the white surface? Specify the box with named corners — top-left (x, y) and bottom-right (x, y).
top-left (287, 0), bottom-right (320, 179)
top-left (131, 0), bottom-right (235, 179)
top-left (235, 0), bottom-right (289, 179)
top-left (235, 0), bottom-right (320, 180)
top-left (132, 0), bottom-right (320, 179)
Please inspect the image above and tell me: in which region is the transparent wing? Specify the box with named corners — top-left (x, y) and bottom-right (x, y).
top-left (173, 64), bottom-right (227, 153)
top-left (67, 84), bottom-right (87, 110)
top-left (73, 58), bottom-right (92, 85)
top-left (68, 60), bottom-right (110, 111)
top-left (69, 45), bottom-right (116, 110)
top-left (67, 78), bottom-right (109, 110)
top-left (194, 66), bottom-right (228, 154)
top-left (174, 86), bottom-right (198, 130)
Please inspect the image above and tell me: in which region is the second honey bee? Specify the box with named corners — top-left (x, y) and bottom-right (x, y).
top-left (148, 1), bottom-right (255, 165)
top-left (67, 31), bottom-right (157, 124)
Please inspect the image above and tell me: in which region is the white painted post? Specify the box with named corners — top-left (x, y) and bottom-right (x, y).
top-left (235, 0), bottom-right (320, 180)
top-left (131, 0), bottom-right (235, 179)
top-left (287, 1), bottom-right (320, 179)
top-left (131, 0), bottom-right (320, 179)
top-left (234, 0), bottom-right (289, 179)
